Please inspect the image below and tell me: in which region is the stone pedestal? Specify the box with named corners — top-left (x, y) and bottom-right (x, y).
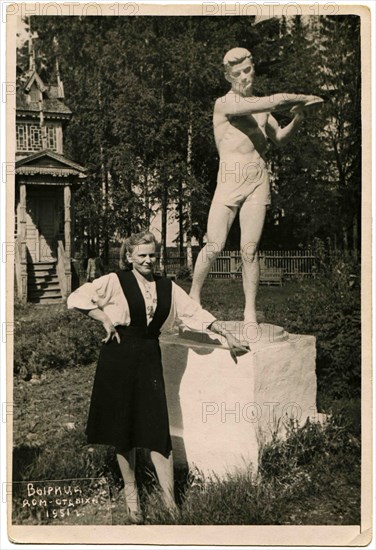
top-left (160, 322), bottom-right (317, 478)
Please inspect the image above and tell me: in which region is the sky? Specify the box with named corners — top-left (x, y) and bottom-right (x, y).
top-left (16, 15), bottom-right (31, 48)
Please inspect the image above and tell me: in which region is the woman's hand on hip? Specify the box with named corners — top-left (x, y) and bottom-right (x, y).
top-left (87, 308), bottom-right (120, 344)
top-left (102, 320), bottom-right (120, 344)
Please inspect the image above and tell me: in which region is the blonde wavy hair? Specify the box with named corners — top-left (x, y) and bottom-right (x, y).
top-left (119, 230), bottom-right (158, 270)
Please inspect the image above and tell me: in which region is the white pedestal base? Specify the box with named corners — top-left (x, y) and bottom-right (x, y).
top-left (160, 323), bottom-right (317, 478)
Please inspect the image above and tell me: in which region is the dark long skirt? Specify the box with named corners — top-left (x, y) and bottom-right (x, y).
top-left (85, 333), bottom-right (172, 458)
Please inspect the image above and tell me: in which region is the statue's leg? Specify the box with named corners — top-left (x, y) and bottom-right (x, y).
top-left (190, 202), bottom-right (237, 304)
top-left (239, 202), bottom-right (267, 325)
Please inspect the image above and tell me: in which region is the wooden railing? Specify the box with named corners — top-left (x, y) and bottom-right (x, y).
top-left (15, 236), bottom-right (28, 302)
top-left (57, 239), bottom-right (70, 298)
top-left (15, 236), bottom-right (22, 300)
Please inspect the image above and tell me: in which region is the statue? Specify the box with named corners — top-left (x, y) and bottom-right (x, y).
top-left (189, 47), bottom-right (323, 329)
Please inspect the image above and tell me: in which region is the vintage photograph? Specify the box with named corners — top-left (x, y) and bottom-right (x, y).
top-left (6, 2), bottom-right (371, 545)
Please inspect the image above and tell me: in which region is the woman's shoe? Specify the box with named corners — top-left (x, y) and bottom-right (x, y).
top-left (167, 504), bottom-right (180, 520)
top-left (127, 507), bottom-right (143, 525)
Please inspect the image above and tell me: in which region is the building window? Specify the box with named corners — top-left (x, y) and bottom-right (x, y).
top-left (16, 124), bottom-right (26, 150)
top-left (16, 123), bottom-right (58, 153)
top-left (16, 123), bottom-right (41, 152)
top-left (47, 126), bottom-right (57, 151)
top-left (29, 88), bottom-right (39, 103)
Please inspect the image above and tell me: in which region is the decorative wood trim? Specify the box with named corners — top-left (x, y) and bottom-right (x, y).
top-left (16, 112), bottom-right (71, 121)
top-left (19, 184), bottom-right (26, 261)
top-left (16, 149), bottom-right (86, 173)
top-left (17, 179), bottom-right (82, 187)
top-left (64, 185), bottom-right (72, 295)
top-left (19, 184), bottom-right (28, 302)
top-left (16, 167), bottom-right (83, 177)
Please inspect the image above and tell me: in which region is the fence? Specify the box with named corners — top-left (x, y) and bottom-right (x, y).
top-left (83, 247), bottom-right (318, 280)
top-left (165, 249), bottom-right (317, 279)
top-left (260, 249), bottom-right (317, 278)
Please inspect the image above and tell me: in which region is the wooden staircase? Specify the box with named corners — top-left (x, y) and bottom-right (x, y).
top-left (27, 261), bottom-right (63, 303)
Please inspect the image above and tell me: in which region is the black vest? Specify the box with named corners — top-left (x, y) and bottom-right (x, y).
top-left (116, 270), bottom-right (172, 339)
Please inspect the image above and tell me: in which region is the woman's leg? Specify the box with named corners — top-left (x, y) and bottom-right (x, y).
top-left (116, 448), bottom-right (140, 514)
top-left (150, 450), bottom-right (177, 511)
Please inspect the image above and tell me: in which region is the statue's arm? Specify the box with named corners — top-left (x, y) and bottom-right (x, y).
top-left (266, 109), bottom-right (305, 147)
top-left (216, 93), bottom-right (319, 117)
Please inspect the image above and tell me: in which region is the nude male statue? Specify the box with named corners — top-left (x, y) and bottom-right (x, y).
top-left (189, 47), bottom-right (323, 327)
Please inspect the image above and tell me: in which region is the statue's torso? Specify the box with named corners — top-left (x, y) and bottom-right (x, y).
top-left (214, 101), bottom-right (269, 165)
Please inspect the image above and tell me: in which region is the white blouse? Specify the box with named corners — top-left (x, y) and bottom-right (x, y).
top-left (67, 271), bottom-right (216, 334)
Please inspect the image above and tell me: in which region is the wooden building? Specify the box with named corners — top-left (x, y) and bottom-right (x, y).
top-left (15, 56), bottom-right (86, 304)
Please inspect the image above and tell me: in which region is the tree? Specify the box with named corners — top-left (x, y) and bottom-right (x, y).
top-left (22, 15), bottom-right (361, 258)
top-left (250, 15), bottom-right (361, 253)
top-left (317, 15), bottom-right (361, 255)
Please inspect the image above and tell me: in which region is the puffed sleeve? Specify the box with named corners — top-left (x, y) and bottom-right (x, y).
top-left (67, 273), bottom-right (117, 311)
top-left (172, 282), bottom-right (216, 332)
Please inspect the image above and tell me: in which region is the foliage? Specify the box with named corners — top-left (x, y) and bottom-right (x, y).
top-left (20, 15), bottom-right (361, 254)
top-left (259, 414), bottom-right (360, 483)
top-left (13, 307), bottom-right (103, 379)
top-left (255, 413), bottom-right (360, 524)
top-left (256, 15), bottom-right (361, 251)
top-left (175, 266), bottom-right (192, 281)
top-left (261, 247), bottom-right (361, 398)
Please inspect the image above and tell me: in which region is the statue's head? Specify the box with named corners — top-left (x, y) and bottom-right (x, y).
top-left (223, 47), bottom-right (255, 95)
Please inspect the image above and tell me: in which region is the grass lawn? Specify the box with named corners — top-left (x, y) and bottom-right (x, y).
top-left (178, 278), bottom-right (299, 323)
top-left (12, 279), bottom-right (361, 525)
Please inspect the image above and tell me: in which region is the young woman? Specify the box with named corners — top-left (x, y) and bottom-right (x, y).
top-left (67, 230), bottom-right (248, 523)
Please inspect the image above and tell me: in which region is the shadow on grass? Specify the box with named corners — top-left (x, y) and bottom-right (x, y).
top-left (13, 444), bottom-right (43, 482)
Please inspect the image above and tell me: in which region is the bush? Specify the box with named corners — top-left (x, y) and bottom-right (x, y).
top-left (259, 414), bottom-right (360, 483)
top-left (263, 249), bottom-right (360, 399)
top-left (176, 266), bottom-right (192, 281)
top-left (14, 309), bottom-right (103, 378)
top-left (145, 412), bottom-right (360, 525)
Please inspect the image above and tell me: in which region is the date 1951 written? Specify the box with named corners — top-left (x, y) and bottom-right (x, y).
top-left (45, 507), bottom-right (78, 519)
